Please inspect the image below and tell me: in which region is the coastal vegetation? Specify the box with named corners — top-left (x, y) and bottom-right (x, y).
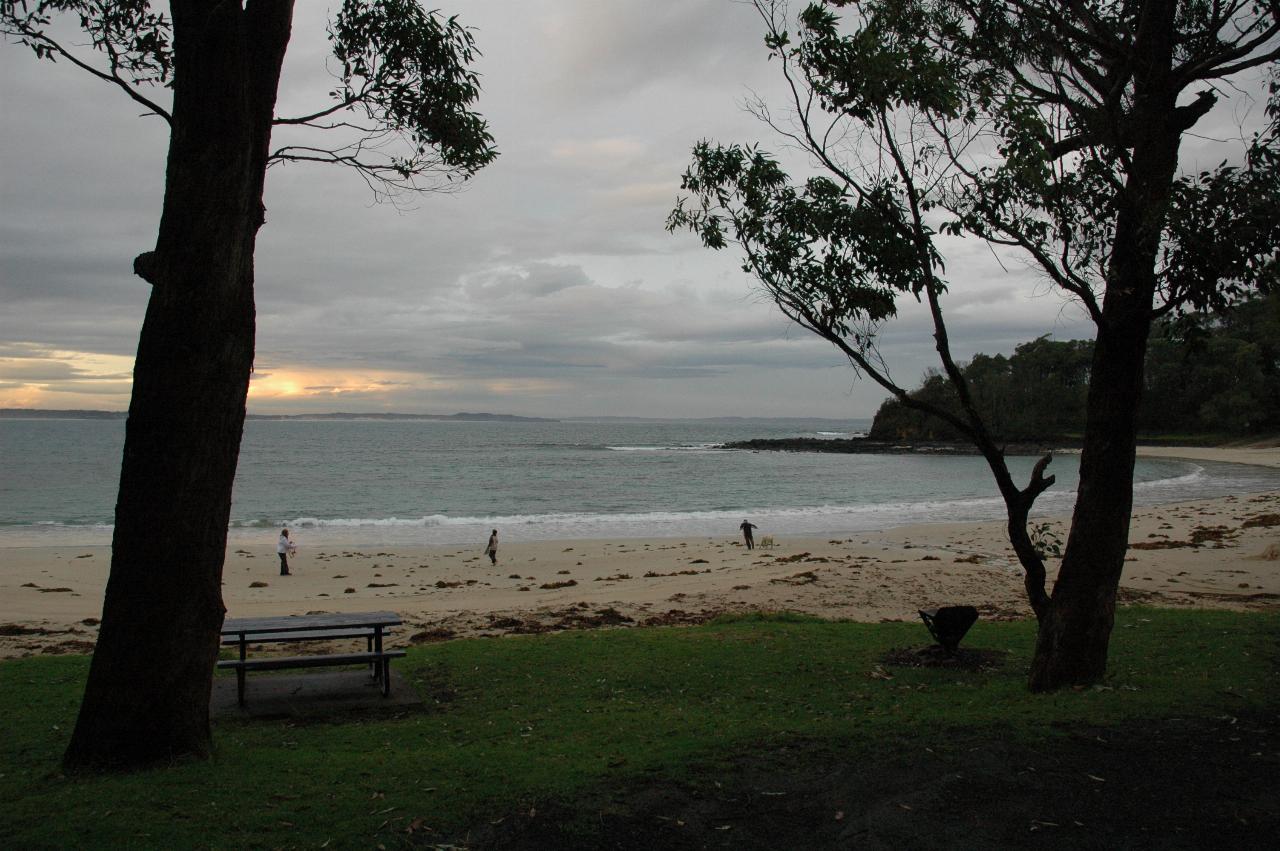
top-left (1, 1), bottom-right (496, 770)
top-left (670, 0), bottom-right (1280, 692)
top-left (869, 293), bottom-right (1280, 442)
top-left (1, 609), bottom-right (1275, 847)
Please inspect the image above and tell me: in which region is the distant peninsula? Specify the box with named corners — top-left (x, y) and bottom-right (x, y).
top-left (720, 437), bottom-right (1073, 455)
top-left (0, 408), bottom-right (556, 423)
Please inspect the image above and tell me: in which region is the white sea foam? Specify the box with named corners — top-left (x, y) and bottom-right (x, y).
top-left (2, 447), bottom-right (1274, 550)
top-left (605, 443), bottom-right (729, 452)
top-left (1133, 463), bottom-right (1206, 492)
top-left (218, 482), bottom-right (1150, 547)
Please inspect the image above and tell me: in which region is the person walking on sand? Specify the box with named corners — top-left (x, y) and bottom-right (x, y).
top-left (277, 528), bottom-right (296, 576)
top-left (739, 519), bottom-right (758, 550)
top-left (484, 529), bottom-right (498, 565)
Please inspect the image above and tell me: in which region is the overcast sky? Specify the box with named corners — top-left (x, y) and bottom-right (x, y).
top-left (0, 1), bottom-right (1266, 418)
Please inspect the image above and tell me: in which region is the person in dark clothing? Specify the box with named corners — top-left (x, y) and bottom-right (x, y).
top-left (739, 519), bottom-right (758, 550)
top-left (484, 529), bottom-right (498, 565)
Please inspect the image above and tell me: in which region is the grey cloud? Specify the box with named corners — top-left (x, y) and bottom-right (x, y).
top-left (0, 217), bottom-right (149, 301)
top-left (0, 342), bottom-right (56, 359)
top-left (551, 0), bottom-right (769, 101)
top-left (464, 263), bottom-right (592, 299)
top-left (249, 265), bottom-right (842, 391)
top-left (37, 381), bottom-right (135, 396)
top-left (0, 360), bottom-right (79, 381)
top-left (2, 360), bottom-right (127, 382)
top-left (0, 305), bottom-right (146, 358)
top-left (625, 366), bottom-right (728, 379)
top-left (7, 1), bottom-right (1242, 420)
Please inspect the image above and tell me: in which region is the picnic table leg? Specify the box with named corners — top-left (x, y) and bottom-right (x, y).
top-left (372, 626), bottom-right (384, 682)
top-left (237, 635), bottom-right (247, 707)
top-left (381, 656), bottom-right (391, 697)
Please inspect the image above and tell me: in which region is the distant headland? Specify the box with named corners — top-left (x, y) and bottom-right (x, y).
top-left (719, 437), bottom-right (1073, 455)
top-left (0, 408), bottom-right (557, 423)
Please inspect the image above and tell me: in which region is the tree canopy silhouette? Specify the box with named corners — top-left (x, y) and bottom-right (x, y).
top-left (670, 0), bottom-right (1279, 690)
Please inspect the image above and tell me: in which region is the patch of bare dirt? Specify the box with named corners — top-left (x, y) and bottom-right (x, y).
top-left (409, 627), bottom-right (457, 644)
top-left (881, 644), bottom-right (1008, 671)
top-left (972, 603), bottom-right (1027, 621)
top-left (639, 609), bottom-right (724, 628)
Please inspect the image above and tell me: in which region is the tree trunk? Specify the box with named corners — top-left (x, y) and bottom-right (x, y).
top-left (1028, 310), bottom-right (1150, 689)
top-left (64, 0), bottom-right (295, 772)
top-left (1028, 0), bottom-right (1184, 692)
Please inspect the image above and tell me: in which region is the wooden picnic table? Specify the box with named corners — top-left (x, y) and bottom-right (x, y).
top-left (218, 611), bottom-right (404, 706)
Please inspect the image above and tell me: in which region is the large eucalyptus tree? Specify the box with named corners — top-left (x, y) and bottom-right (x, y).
top-left (2, 0), bottom-right (496, 769)
top-left (671, 0), bottom-right (1278, 690)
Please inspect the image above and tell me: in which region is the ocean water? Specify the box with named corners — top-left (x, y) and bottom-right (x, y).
top-left (3, 417), bottom-right (1279, 548)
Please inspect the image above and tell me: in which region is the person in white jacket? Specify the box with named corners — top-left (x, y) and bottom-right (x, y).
top-left (277, 528), bottom-right (296, 576)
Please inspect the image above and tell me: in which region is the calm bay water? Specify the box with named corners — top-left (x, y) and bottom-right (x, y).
top-left (3, 417), bottom-right (1279, 547)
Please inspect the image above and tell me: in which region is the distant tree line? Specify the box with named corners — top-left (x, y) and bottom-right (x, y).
top-left (869, 294), bottom-right (1280, 441)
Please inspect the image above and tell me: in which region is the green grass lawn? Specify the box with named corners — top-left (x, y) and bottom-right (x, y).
top-left (1, 607), bottom-right (1276, 849)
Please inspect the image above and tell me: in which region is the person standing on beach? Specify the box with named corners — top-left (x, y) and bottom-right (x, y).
top-left (484, 529), bottom-right (498, 565)
top-left (739, 519), bottom-right (758, 550)
top-left (277, 528), bottom-right (295, 576)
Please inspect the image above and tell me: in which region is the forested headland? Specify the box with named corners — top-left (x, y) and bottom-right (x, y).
top-left (869, 294), bottom-right (1280, 443)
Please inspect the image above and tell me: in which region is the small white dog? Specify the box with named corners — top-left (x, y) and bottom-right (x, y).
top-left (759, 535), bottom-right (775, 549)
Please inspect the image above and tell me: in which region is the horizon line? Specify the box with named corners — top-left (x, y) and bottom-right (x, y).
top-left (0, 407), bottom-right (873, 423)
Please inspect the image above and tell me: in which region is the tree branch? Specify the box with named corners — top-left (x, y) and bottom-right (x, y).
top-left (4, 21), bottom-right (171, 123)
top-left (273, 78), bottom-right (374, 126)
top-left (879, 106), bottom-right (1059, 613)
top-left (1179, 20), bottom-right (1280, 83)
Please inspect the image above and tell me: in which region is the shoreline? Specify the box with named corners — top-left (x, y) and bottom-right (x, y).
top-left (723, 438), bottom-right (1280, 463)
top-left (1133, 443), bottom-right (1280, 468)
top-left (3, 445), bottom-right (1275, 657)
top-left (2, 471), bottom-right (1276, 657)
top-left (3, 445), bottom-right (1276, 552)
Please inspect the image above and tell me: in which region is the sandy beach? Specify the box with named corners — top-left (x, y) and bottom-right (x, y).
top-left (2, 446), bottom-right (1276, 658)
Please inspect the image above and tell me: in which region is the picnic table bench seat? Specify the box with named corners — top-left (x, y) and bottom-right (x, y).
top-left (217, 650), bottom-right (406, 696)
